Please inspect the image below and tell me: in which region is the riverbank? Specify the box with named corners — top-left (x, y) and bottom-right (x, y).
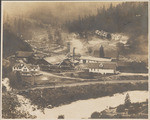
top-left (18, 90), bottom-right (148, 119)
top-left (91, 100), bottom-right (148, 119)
top-left (19, 82), bottom-right (148, 109)
top-left (2, 92), bottom-right (36, 119)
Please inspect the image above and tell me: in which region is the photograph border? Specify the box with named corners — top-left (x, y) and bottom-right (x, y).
top-left (1, 0), bottom-right (149, 120)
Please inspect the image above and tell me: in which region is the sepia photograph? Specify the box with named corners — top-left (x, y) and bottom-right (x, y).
top-left (1, 0), bottom-right (149, 119)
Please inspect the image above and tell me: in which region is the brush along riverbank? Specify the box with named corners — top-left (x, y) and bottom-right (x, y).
top-left (19, 82), bottom-right (148, 109)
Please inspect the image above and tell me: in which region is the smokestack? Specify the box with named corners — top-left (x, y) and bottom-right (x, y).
top-left (73, 47), bottom-right (76, 60)
top-left (67, 42), bottom-right (70, 53)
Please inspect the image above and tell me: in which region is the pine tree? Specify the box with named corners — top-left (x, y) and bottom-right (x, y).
top-left (99, 45), bottom-right (105, 58)
top-left (55, 30), bottom-right (62, 45)
top-left (124, 93), bottom-right (131, 108)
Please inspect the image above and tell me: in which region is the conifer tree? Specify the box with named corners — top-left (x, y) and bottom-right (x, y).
top-left (99, 45), bottom-right (105, 58)
top-left (124, 93), bottom-right (131, 108)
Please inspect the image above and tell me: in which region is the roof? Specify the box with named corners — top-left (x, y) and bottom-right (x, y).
top-left (16, 51), bottom-right (33, 58)
top-left (26, 65), bottom-right (39, 69)
top-left (14, 63), bottom-right (25, 69)
top-left (83, 62), bottom-right (117, 69)
top-left (80, 56), bottom-right (112, 62)
top-left (13, 63), bottom-right (39, 70)
top-left (44, 55), bottom-right (66, 65)
top-left (117, 61), bottom-right (131, 66)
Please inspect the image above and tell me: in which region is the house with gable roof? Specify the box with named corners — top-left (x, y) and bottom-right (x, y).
top-left (12, 63), bottom-right (40, 72)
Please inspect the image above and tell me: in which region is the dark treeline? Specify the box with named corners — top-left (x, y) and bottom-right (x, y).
top-left (65, 2), bottom-right (148, 35)
top-left (29, 8), bottom-right (59, 26)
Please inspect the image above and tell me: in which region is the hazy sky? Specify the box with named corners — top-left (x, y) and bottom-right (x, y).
top-left (3, 2), bottom-right (122, 21)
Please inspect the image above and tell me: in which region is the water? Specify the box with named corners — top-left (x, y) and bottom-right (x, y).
top-left (17, 90), bottom-right (148, 119)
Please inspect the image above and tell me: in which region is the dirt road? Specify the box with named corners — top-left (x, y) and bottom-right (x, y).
top-left (117, 73), bottom-right (148, 76)
top-left (40, 71), bottom-right (95, 81)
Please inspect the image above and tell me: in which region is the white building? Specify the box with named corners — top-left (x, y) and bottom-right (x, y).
top-left (12, 63), bottom-right (40, 72)
top-left (76, 60), bottom-right (117, 74)
top-left (85, 62), bottom-right (117, 74)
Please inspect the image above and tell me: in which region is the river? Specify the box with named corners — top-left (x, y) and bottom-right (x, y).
top-left (17, 90), bottom-right (148, 119)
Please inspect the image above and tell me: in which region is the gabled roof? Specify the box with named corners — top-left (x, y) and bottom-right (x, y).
top-left (44, 55), bottom-right (66, 65)
top-left (13, 63), bottom-right (24, 69)
top-left (80, 56), bottom-right (112, 62)
top-left (26, 64), bottom-right (39, 70)
top-left (84, 62), bottom-right (117, 69)
top-left (13, 63), bottom-right (39, 70)
top-left (16, 51), bottom-right (33, 58)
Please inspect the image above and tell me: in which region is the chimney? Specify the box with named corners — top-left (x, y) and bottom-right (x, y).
top-left (73, 47), bottom-right (76, 60)
top-left (67, 42), bottom-right (70, 53)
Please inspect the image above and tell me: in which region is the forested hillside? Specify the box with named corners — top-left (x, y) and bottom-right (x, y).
top-left (3, 17), bottom-right (35, 58)
top-left (65, 2), bottom-right (148, 55)
top-left (65, 2), bottom-right (148, 35)
top-left (3, 2), bottom-right (148, 58)
top-left (3, 6), bottom-right (64, 58)
top-left (3, 29), bottom-right (32, 58)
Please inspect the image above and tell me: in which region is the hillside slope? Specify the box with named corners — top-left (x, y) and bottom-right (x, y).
top-left (3, 29), bottom-right (32, 58)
